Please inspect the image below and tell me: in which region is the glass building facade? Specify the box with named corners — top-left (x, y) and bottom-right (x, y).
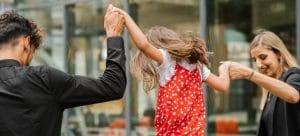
top-left (1, 0), bottom-right (299, 135)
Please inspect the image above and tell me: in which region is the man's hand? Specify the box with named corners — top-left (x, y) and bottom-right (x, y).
top-left (104, 4), bottom-right (125, 37)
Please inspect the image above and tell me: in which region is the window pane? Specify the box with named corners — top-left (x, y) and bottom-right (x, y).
top-left (20, 7), bottom-right (65, 70)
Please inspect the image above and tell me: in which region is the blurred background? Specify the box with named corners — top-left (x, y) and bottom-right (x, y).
top-left (0, 0), bottom-right (298, 135)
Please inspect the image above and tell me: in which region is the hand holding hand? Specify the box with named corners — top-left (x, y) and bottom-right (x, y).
top-left (228, 61), bottom-right (253, 80)
top-left (104, 4), bottom-right (125, 37)
top-left (219, 61), bottom-right (231, 74)
top-left (110, 5), bottom-right (129, 19)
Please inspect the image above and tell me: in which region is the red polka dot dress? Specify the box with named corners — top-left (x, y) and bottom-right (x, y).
top-left (154, 63), bottom-right (206, 136)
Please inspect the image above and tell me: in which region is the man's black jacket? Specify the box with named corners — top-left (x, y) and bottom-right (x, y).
top-left (0, 37), bottom-right (126, 136)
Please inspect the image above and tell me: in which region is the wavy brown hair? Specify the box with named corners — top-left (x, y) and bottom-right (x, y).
top-left (130, 26), bottom-right (210, 92)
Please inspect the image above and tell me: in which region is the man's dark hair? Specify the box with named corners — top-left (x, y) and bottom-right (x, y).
top-left (0, 11), bottom-right (42, 49)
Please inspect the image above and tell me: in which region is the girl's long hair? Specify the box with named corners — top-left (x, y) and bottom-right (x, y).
top-left (130, 26), bottom-right (209, 92)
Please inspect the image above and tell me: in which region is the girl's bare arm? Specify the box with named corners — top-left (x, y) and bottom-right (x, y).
top-left (112, 6), bottom-right (163, 65)
top-left (205, 62), bottom-right (230, 92)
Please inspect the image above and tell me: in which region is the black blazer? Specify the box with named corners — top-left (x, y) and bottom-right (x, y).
top-left (258, 67), bottom-right (300, 136)
top-left (0, 37), bottom-right (127, 136)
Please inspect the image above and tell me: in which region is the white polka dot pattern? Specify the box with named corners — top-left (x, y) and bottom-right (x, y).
top-left (154, 64), bottom-right (206, 136)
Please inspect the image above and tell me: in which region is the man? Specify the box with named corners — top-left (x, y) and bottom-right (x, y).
top-left (0, 5), bottom-right (126, 136)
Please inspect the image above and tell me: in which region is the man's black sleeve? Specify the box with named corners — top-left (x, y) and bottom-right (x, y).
top-left (48, 37), bottom-right (127, 109)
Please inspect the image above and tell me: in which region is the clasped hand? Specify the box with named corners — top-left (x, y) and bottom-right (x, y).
top-left (104, 4), bottom-right (125, 37)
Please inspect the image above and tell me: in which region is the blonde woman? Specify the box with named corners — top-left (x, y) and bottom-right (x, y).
top-left (110, 5), bottom-right (231, 135)
top-left (225, 31), bottom-right (300, 136)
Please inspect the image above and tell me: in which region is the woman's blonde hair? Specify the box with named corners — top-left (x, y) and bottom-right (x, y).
top-left (250, 30), bottom-right (297, 73)
top-left (250, 30), bottom-right (298, 109)
top-left (130, 26), bottom-right (209, 92)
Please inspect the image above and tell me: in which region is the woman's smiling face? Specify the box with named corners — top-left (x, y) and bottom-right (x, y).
top-left (250, 45), bottom-right (281, 78)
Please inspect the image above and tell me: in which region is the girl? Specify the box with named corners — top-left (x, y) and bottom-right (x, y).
top-left (111, 6), bottom-right (231, 135)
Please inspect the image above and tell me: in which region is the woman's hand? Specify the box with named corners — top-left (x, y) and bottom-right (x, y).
top-left (228, 61), bottom-right (253, 80)
top-left (223, 62), bottom-right (299, 103)
top-left (219, 61), bottom-right (231, 75)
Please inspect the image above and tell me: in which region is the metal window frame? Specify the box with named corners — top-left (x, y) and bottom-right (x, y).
top-left (297, 0), bottom-right (300, 64)
top-left (16, 0), bottom-right (95, 11)
top-left (199, 0), bottom-right (208, 136)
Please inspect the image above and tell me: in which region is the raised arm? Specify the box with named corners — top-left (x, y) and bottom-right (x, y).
top-left (229, 61), bottom-right (300, 104)
top-left (49, 5), bottom-right (127, 109)
top-left (111, 5), bottom-right (163, 65)
top-left (49, 37), bottom-right (126, 108)
top-left (104, 4), bottom-right (125, 37)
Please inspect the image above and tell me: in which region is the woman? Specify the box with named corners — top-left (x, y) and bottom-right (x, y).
top-left (225, 30), bottom-right (300, 136)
